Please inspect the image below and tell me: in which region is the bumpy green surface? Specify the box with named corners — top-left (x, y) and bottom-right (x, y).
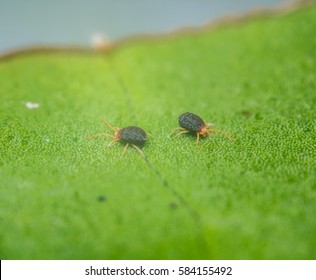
top-left (0, 6), bottom-right (315, 260)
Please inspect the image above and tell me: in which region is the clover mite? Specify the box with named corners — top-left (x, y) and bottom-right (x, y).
top-left (171, 112), bottom-right (234, 144)
top-left (86, 119), bottom-right (147, 156)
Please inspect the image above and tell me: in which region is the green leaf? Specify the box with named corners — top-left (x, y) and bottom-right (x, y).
top-left (0, 6), bottom-right (316, 259)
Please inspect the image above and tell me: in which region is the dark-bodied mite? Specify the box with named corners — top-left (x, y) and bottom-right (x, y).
top-left (171, 112), bottom-right (234, 144)
top-left (86, 119), bottom-right (147, 156)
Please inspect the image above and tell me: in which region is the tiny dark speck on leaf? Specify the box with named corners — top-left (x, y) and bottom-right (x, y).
top-left (97, 195), bottom-right (106, 202)
top-left (170, 202), bottom-right (178, 209)
top-left (254, 113), bottom-right (263, 120)
top-left (74, 191), bottom-right (79, 198)
top-left (240, 110), bottom-right (253, 118)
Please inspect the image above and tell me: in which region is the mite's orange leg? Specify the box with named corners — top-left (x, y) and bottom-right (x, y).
top-left (107, 139), bottom-right (120, 147)
top-left (170, 127), bottom-right (187, 135)
top-left (85, 133), bottom-right (115, 139)
top-left (196, 132), bottom-right (200, 145)
top-left (131, 144), bottom-right (145, 157)
top-left (122, 143), bottom-right (129, 156)
top-left (174, 130), bottom-right (189, 138)
top-left (205, 123), bottom-right (214, 128)
top-left (102, 119), bottom-right (119, 132)
top-left (207, 129), bottom-right (235, 141)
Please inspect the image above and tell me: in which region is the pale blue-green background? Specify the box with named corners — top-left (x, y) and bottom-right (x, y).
top-left (1, 0), bottom-right (288, 52)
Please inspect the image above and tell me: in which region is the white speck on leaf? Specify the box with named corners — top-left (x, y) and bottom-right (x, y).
top-left (25, 102), bottom-right (40, 109)
top-left (90, 33), bottom-right (111, 49)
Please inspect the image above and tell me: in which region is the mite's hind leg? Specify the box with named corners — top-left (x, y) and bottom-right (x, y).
top-left (174, 130), bottom-right (189, 138)
top-left (170, 127), bottom-right (187, 136)
top-left (131, 144), bottom-right (145, 157)
top-left (122, 143), bottom-right (129, 156)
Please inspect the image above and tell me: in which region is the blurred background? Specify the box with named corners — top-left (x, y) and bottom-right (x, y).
top-left (1, 0), bottom-right (290, 52)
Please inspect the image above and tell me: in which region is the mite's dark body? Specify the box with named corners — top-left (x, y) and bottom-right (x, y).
top-left (179, 112), bottom-right (205, 133)
top-left (117, 126), bottom-right (147, 146)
